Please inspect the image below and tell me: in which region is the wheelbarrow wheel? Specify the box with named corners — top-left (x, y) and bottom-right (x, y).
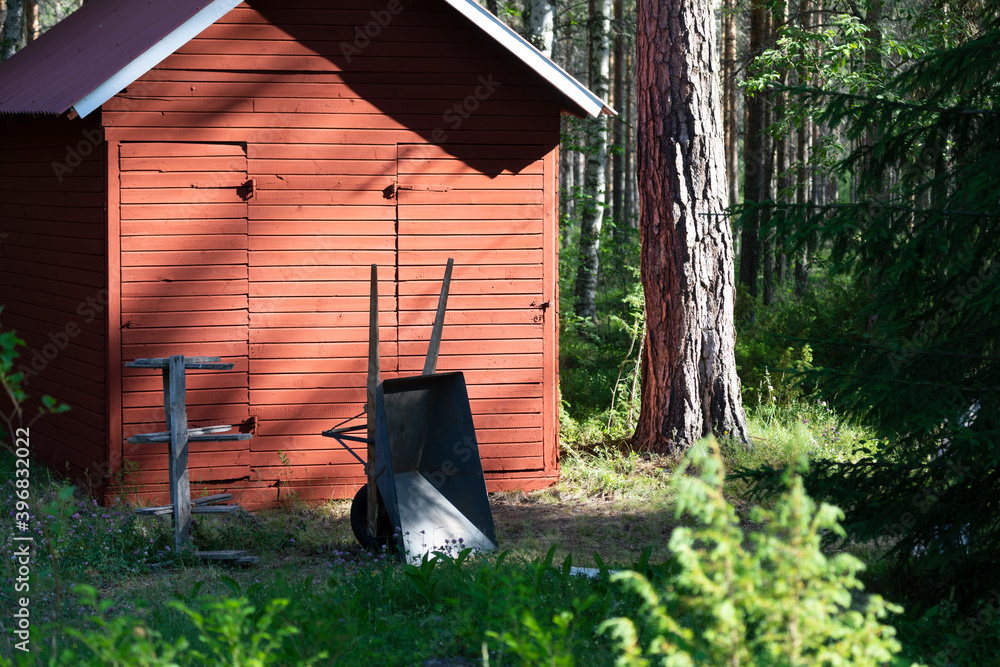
top-left (350, 486), bottom-right (394, 553)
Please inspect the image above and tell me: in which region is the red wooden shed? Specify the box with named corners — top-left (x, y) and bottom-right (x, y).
top-left (0, 0), bottom-right (610, 506)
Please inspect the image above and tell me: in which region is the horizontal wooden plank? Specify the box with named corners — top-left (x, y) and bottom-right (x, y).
top-left (121, 219), bottom-right (248, 236)
top-left (121, 250), bottom-right (249, 267)
top-left (123, 404), bottom-right (250, 426)
top-left (248, 143), bottom-right (396, 161)
top-left (398, 265), bottom-right (543, 281)
top-left (250, 160), bottom-right (395, 176)
top-left (249, 327), bottom-right (398, 344)
top-left (399, 190), bottom-right (543, 205)
top-left (121, 326), bottom-right (248, 345)
top-left (248, 236), bottom-right (393, 251)
top-left (398, 234), bottom-right (543, 250)
top-left (249, 341), bottom-right (398, 359)
top-left (122, 310), bottom-right (250, 330)
top-left (120, 156), bottom-right (246, 172)
top-left (399, 204), bottom-right (542, 220)
top-left (248, 205), bottom-right (395, 221)
top-left (249, 280), bottom-right (395, 298)
top-left (397, 339), bottom-right (542, 356)
top-left (398, 250), bottom-right (543, 266)
top-left (248, 265), bottom-right (395, 282)
top-left (248, 312), bottom-right (401, 328)
top-left (121, 173), bottom-right (247, 189)
top-left (248, 251), bottom-right (395, 267)
top-left (121, 203), bottom-right (247, 221)
top-left (122, 295), bottom-right (248, 312)
top-left (249, 220), bottom-right (395, 236)
top-left (397, 354), bottom-right (542, 371)
top-left (123, 265), bottom-right (248, 282)
top-left (122, 280), bottom-right (249, 299)
top-left (120, 143), bottom-right (246, 158)
top-left (123, 388), bottom-right (249, 409)
top-left (399, 295), bottom-right (543, 311)
top-left (399, 279), bottom-right (544, 296)
top-left (122, 234), bottom-right (247, 252)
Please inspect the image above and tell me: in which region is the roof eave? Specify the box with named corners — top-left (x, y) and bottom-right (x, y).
top-left (70, 0), bottom-right (243, 118)
top-left (441, 0), bottom-right (615, 119)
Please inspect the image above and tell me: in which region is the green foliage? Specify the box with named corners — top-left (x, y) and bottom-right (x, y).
top-left (0, 310), bottom-right (70, 447)
top-left (750, 5), bottom-right (1000, 609)
top-left (600, 438), bottom-right (907, 666)
top-left (735, 278), bottom-right (868, 407)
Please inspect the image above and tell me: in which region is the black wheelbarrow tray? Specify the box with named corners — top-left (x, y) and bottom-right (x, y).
top-left (344, 372), bottom-right (498, 564)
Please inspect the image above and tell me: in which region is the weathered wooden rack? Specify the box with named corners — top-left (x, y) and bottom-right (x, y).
top-left (125, 355), bottom-right (258, 564)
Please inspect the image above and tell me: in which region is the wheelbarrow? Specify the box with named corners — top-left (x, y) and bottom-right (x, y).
top-left (322, 260), bottom-right (498, 563)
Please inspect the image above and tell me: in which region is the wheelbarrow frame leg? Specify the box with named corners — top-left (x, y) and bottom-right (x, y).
top-left (366, 263), bottom-right (381, 541)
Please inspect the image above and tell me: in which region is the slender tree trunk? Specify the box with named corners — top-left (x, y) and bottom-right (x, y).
top-left (573, 0), bottom-right (611, 320)
top-left (486, 0), bottom-right (499, 16)
top-left (739, 0), bottom-right (767, 299)
top-left (1, 0), bottom-right (23, 60)
top-left (624, 48), bottom-right (636, 228)
top-left (794, 0), bottom-right (811, 297)
top-left (612, 0), bottom-right (625, 235)
top-left (723, 0), bottom-right (738, 207)
top-left (523, 0), bottom-right (555, 56)
top-left (634, 0), bottom-right (750, 451)
top-left (24, 0), bottom-right (34, 42)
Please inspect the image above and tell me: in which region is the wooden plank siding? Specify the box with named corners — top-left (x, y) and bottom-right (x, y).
top-left (119, 143), bottom-right (252, 491)
top-left (97, 0), bottom-right (561, 504)
top-left (0, 115), bottom-right (107, 485)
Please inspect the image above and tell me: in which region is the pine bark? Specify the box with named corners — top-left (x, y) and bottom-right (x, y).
top-left (573, 0), bottom-right (611, 320)
top-left (634, 0), bottom-right (750, 451)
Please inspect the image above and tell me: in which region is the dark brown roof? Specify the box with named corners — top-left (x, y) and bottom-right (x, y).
top-left (0, 0), bottom-right (239, 116)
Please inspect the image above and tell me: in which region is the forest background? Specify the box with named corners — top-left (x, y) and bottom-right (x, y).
top-left (2, 0), bottom-right (1000, 661)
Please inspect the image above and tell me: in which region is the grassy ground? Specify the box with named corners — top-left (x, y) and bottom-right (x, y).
top-left (1, 401), bottom-right (997, 665)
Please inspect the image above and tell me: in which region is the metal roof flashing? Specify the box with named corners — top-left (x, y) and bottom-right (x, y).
top-left (442, 0), bottom-right (615, 118)
top-left (70, 1), bottom-right (244, 118)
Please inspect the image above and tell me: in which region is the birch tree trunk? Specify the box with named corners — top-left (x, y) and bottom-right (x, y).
top-left (611, 0), bottom-right (625, 233)
top-left (634, 0), bottom-right (750, 451)
top-left (523, 0), bottom-right (555, 56)
top-left (573, 0), bottom-right (611, 320)
top-left (1, 0), bottom-right (23, 61)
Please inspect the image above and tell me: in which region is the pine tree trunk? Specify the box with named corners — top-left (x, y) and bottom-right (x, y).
top-left (573, 0), bottom-right (611, 320)
top-left (1, 0), bottom-right (23, 60)
top-left (634, 0), bottom-right (750, 452)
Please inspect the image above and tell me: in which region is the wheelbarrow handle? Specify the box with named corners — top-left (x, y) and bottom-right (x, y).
top-left (320, 428), bottom-right (368, 468)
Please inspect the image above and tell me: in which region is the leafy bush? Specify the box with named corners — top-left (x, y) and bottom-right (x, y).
top-left (600, 438), bottom-right (906, 666)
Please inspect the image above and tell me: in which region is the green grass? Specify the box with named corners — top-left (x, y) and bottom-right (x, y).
top-left (2, 399), bottom-right (998, 665)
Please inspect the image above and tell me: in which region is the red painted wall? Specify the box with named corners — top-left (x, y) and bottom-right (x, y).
top-left (0, 115), bottom-right (107, 486)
